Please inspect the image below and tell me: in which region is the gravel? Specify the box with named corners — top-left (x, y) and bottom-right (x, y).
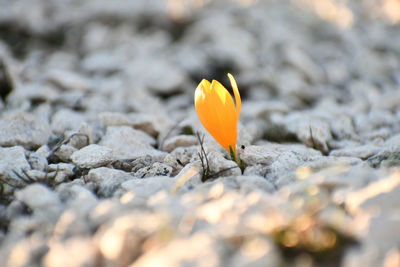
top-left (0, 0), bottom-right (400, 266)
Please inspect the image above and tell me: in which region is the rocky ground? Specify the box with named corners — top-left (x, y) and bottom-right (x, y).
top-left (1, 0), bottom-right (400, 266)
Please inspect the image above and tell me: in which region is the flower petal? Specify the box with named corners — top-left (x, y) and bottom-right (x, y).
top-left (195, 80), bottom-right (225, 143)
top-left (194, 75), bottom-right (240, 152)
top-left (209, 80), bottom-right (237, 150)
top-left (228, 73), bottom-right (241, 120)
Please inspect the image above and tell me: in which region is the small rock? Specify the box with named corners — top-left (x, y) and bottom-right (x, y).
top-left (228, 237), bottom-right (281, 267)
top-left (36, 145), bottom-right (51, 158)
top-left (98, 112), bottom-right (133, 127)
top-left (284, 113), bottom-right (332, 153)
top-left (51, 109), bottom-right (87, 135)
top-left (171, 162), bottom-right (202, 193)
top-left (329, 114), bottom-right (356, 140)
top-left (163, 146), bottom-right (198, 176)
top-left (343, 171), bottom-right (400, 215)
top-left (134, 162), bottom-right (173, 178)
top-left (241, 144), bottom-right (322, 186)
top-left (129, 113), bottom-right (173, 138)
top-left (6, 200), bottom-right (26, 221)
top-left (170, 146), bottom-right (198, 165)
top-left (82, 51), bottom-right (124, 74)
top-left (117, 176), bottom-right (175, 199)
top-left (283, 45), bottom-right (325, 83)
top-left (127, 58), bottom-right (186, 96)
top-left (330, 145), bottom-right (381, 159)
top-left (95, 212), bottom-right (164, 266)
top-left (236, 175), bottom-right (276, 194)
top-left (100, 126), bottom-right (165, 160)
top-left (0, 146), bottom-right (31, 190)
top-left (71, 144), bottom-right (113, 169)
top-left (276, 69), bottom-right (314, 103)
top-left (15, 184), bottom-right (62, 219)
top-left (87, 167), bottom-right (134, 197)
top-left (44, 237), bottom-right (96, 267)
top-left (132, 233), bottom-right (221, 267)
top-left (48, 163), bottom-right (76, 177)
top-left (46, 69), bottom-right (92, 92)
top-left (48, 163), bottom-right (76, 183)
top-left (54, 144), bottom-right (78, 162)
top-left (0, 146), bottom-right (30, 175)
top-left (0, 112), bottom-right (50, 149)
top-left (56, 183), bottom-right (97, 213)
top-left (354, 110), bottom-right (396, 134)
top-left (207, 151), bottom-right (242, 177)
top-left (162, 135), bottom-right (198, 153)
top-left (240, 146), bottom-right (276, 165)
top-left (52, 185), bottom-right (98, 239)
top-left (27, 151), bottom-right (48, 171)
top-left (385, 133), bottom-right (400, 150)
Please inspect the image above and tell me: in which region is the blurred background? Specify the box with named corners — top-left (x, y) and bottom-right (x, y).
top-left (1, 0), bottom-right (399, 120)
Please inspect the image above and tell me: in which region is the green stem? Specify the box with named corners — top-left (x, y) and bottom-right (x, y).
top-left (229, 145), bottom-right (244, 174)
top-left (229, 145), bottom-right (236, 162)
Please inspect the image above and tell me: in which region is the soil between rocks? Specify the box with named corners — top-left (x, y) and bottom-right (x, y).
top-left (0, 1), bottom-right (400, 266)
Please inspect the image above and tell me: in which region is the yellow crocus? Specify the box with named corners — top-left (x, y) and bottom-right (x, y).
top-left (194, 73), bottom-right (241, 157)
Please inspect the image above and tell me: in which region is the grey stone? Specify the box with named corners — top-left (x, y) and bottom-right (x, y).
top-left (52, 184), bottom-right (98, 239)
top-left (64, 131), bottom-right (90, 150)
top-left (207, 151), bottom-right (242, 177)
top-left (44, 237), bottom-right (96, 267)
top-left (354, 110), bottom-right (396, 134)
top-left (162, 135), bottom-right (198, 153)
top-left (87, 167), bottom-right (134, 197)
top-left (48, 163), bottom-right (76, 177)
top-left (0, 112), bottom-right (50, 149)
top-left (131, 232), bottom-right (222, 267)
top-left (129, 113), bottom-right (173, 138)
top-left (284, 113), bottom-right (332, 153)
top-left (236, 175), bottom-right (276, 194)
top-left (99, 126), bottom-right (165, 160)
top-left (36, 145), bottom-right (51, 158)
top-left (283, 45), bottom-right (325, 84)
top-left (0, 146), bottom-right (30, 175)
top-left (15, 184), bottom-right (62, 219)
top-left (118, 176), bottom-right (175, 199)
top-left (385, 133), bottom-right (400, 149)
top-left (330, 145), bottom-right (381, 159)
top-left (71, 144), bottom-right (113, 169)
top-left (127, 58), bottom-right (186, 95)
top-left (54, 144), bottom-right (78, 162)
top-left (228, 237), bottom-right (281, 267)
top-left (0, 146), bottom-right (31, 190)
top-left (329, 114), bottom-right (357, 140)
top-left (163, 146), bottom-right (198, 176)
top-left (10, 83), bottom-right (58, 106)
top-left (51, 109), bottom-right (87, 135)
top-left (241, 101), bottom-right (289, 119)
top-left (276, 69), bottom-right (314, 103)
top-left (6, 200), bottom-right (26, 221)
top-left (241, 144), bottom-right (321, 166)
top-left (98, 112), bottom-right (133, 127)
top-left (48, 163), bottom-right (77, 184)
top-left (134, 162), bottom-right (173, 178)
top-left (88, 199), bottom-right (126, 229)
top-left (241, 144), bottom-right (322, 186)
top-left (27, 151), bottom-right (48, 171)
top-left (81, 51), bottom-right (124, 74)
top-left (171, 162), bottom-right (202, 193)
top-left (46, 69), bottom-right (92, 92)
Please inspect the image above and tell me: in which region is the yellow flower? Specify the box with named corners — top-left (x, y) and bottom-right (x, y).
top-left (194, 73), bottom-right (241, 155)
